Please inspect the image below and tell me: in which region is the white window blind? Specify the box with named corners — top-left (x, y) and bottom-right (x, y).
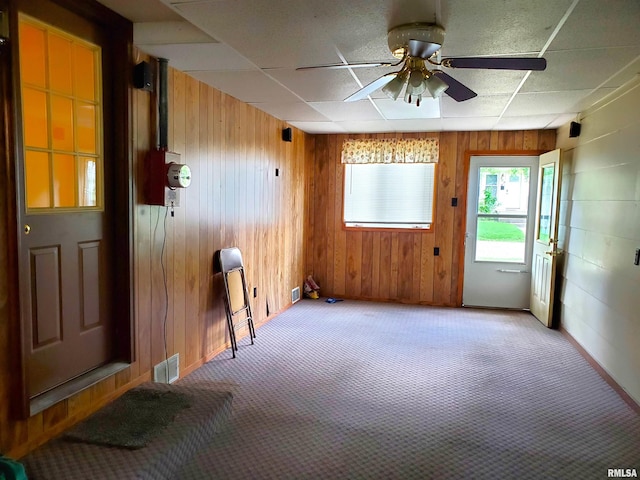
top-left (343, 163), bottom-right (435, 229)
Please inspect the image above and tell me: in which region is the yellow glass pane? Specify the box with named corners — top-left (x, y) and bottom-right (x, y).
top-left (19, 21), bottom-right (46, 87)
top-left (48, 34), bottom-right (73, 94)
top-left (25, 150), bottom-right (51, 208)
top-left (51, 95), bottom-right (74, 151)
top-left (78, 157), bottom-right (97, 207)
top-left (53, 154), bottom-right (75, 207)
top-left (73, 44), bottom-right (96, 101)
top-left (22, 87), bottom-right (48, 148)
top-left (76, 102), bottom-right (96, 153)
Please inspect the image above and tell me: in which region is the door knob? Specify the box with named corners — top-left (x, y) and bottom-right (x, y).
top-left (24, 224), bottom-right (31, 235)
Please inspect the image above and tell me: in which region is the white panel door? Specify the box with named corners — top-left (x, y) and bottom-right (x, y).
top-left (463, 156), bottom-right (539, 308)
top-left (530, 149), bottom-right (562, 327)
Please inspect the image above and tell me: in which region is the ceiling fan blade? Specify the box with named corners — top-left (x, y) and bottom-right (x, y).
top-left (408, 39), bottom-right (441, 59)
top-left (344, 73), bottom-right (398, 102)
top-left (432, 71), bottom-right (477, 102)
top-left (296, 62), bottom-right (394, 71)
top-left (443, 57), bottom-right (547, 71)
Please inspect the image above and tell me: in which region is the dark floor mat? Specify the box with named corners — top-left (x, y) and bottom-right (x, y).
top-left (63, 387), bottom-right (191, 449)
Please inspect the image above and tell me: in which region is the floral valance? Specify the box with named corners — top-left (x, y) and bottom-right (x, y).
top-left (341, 138), bottom-right (439, 164)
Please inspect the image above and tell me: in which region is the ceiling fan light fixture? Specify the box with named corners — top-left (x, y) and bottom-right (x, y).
top-left (425, 74), bottom-right (448, 98)
top-left (382, 72), bottom-right (408, 100)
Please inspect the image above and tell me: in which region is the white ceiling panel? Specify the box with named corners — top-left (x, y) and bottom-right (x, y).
top-left (266, 69), bottom-right (365, 103)
top-left (189, 71), bottom-right (301, 103)
top-left (373, 98), bottom-right (440, 120)
top-left (439, 0), bottom-right (576, 57)
top-left (95, 0), bottom-right (640, 133)
top-left (441, 95), bottom-right (511, 118)
top-left (288, 122), bottom-right (348, 134)
top-left (248, 103), bottom-right (331, 122)
top-left (546, 113), bottom-right (579, 129)
top-left (137, 44), bottom-right (255, 72)
top-left (504, 91), bottom-right (593, 117)
top-left (549, 0), bottom-right (640, 51)
top-left (307, 101), bottom-right (384, 122)
top-left (495, 114), bottom-right (561, 130)
top-left (436, 69), bottom-right (527, 97)
top-left (441, 117), bottom-right (499, 131)
top-left (134, 21), bottom-right (216, 44)
top-left (98, 0), bottom-right (180, 22)
top-left (521, 47), bottom-right (640, 93)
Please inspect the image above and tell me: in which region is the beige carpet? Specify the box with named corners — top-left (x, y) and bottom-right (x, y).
top-left (177, 300), bottom-right (640, 479)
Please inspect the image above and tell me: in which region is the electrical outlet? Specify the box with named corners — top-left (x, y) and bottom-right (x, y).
top-left (434, 247), bottom-right (440, 256)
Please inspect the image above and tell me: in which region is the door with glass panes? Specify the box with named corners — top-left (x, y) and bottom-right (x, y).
top-left (463, 155), bottom-right (539, 308)
top-left (14, 1), bottom-right (115, 398)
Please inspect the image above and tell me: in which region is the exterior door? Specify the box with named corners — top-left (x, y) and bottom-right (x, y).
top-left (13, 0), bottom-right (115, 398)
top-left (530, 149), bottom-right (562, 327)
top-left (463, 155), bottom-right (539, 308)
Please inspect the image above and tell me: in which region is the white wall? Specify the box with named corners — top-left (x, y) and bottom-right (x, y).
top-left (556, 78), bottom-right (640, 405)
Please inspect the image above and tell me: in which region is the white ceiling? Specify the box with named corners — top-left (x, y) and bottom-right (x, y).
top-left (98, 0), bottom-right (640, 134)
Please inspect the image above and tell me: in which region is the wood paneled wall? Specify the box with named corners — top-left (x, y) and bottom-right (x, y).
top-left (0, 59), bottom-right (310, 457)
top-left (305, 130), bottom-right (556, 306)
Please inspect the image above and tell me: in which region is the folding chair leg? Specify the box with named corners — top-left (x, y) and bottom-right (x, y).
top-left (226, 312), bottom-right (237, 358)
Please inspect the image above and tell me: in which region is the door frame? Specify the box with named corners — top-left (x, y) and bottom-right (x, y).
top-left (4, 0), bottom-right (133, 417)
top-left (457, 150), bottom-right (549, 307)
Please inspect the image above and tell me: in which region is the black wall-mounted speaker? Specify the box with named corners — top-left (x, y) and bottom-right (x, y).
top-left (282, 127), bottom-right (292, 142)
top-left (569, 121), bottom-right (581, 138)
top-left (134, 61), bottom-right (153, 91)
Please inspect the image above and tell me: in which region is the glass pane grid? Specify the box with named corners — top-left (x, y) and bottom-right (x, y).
top-left (19, 15), bottom-right (102, 213)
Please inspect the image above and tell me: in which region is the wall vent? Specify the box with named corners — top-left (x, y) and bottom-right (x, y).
top-left (292, 286), bottom-right (301, 304)
top-left (153, 353), bottom-right (179, 384)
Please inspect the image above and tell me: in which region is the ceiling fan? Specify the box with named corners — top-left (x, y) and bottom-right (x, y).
top-left (297, 23), bottom-right (547, 106)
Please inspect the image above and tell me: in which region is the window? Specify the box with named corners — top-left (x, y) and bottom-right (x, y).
top-left (341, 138), bottom-right (438, 230)
top-left (475, 166), bottom-right (531, 263)
top-left (19, 15), bottom-right (103, 212)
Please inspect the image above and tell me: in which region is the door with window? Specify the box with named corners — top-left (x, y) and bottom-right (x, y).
top-left (530, 149), bottom-right (562, 327)
top-left (13, 0), bottom-right (116, 399)
top-left (463, 156), bottom-right (539, 308)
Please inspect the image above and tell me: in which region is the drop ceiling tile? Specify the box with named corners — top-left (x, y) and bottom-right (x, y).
top-left (288, 121), bottom-right (347, 134)
top-left (248, 102), bottom-right (331, 122)
top-left (440, 0), bottom-right (575, 57)
top-left (266, 68), bottom-right (364, 102)
top-left (370, 118), bottom-right (444, 133)
top-left (189, 70), bottom-right (300, 103)
top-left (441, 117), bottom-right (499, 131)
top-left (134, 21), bottom-right (217, 44)
top-left (521, 47), bottom-right (640, 92)
top-left (393, 118), bottom-right (445, 132)
top-left (437, 69), bottom-right (527, 97)
top-left (441, 95), bottom-right (511, 118)
top-left (307, 101), bottom-right (383, 122)
top-left (504, 91), bottom-right (592, 117)
top-left (549, 0), bottom-right (640, 51)
top-left (495, 114), bottom-right (559, 130)
top-left (372, 98), bottom-right (440, 120)
top-left (171, 0), bottom-right (394, 69)
top-left (137, 43), bottom-right (256, 72)
top-left (98, 0), bottom-right (181, 22)
top-left (546, 113), bottom-right (578, 129)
